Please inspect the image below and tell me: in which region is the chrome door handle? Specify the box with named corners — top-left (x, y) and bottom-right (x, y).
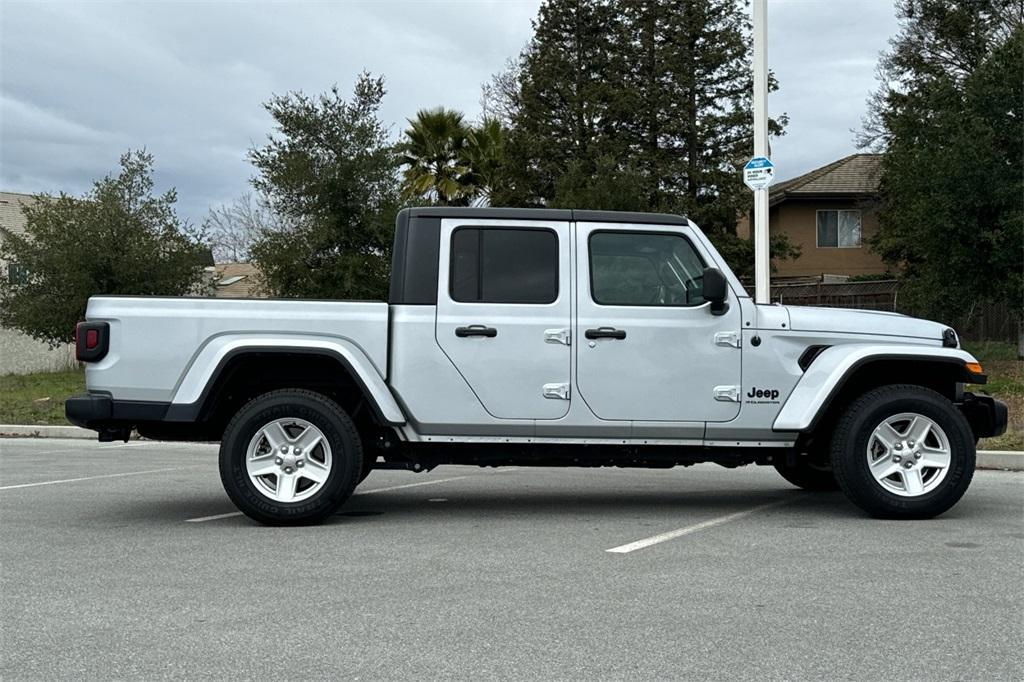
top-left (455, 325), bottom-right (497, 338)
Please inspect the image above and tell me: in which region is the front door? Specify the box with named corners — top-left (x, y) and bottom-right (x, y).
top-left (574, 223), bottom-right (743, 422)
top-left (435, 218), bottom-right (572, 420)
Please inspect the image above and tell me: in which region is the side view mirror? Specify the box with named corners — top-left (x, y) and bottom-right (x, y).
top-left (703, 267), bottom-right (729, 316)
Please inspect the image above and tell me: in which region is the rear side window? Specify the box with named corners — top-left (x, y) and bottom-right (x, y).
top-left (450, 227), bottom-right (558, 304)
top-left (589, 231), bottom-right (706, 306)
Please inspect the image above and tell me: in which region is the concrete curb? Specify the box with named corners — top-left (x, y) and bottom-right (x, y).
top-left (0, 424), bottom-right (140, 440)
top-left (0, 424), bottom-right (1020, 470)
top-left (976, 450), bottom-right (1024, 472)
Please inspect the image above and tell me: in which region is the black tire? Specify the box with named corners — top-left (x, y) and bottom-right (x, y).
top-left (219, 389), bottom-right (362, 525)
top-left (773, 457), bottom-right (839, 491)
top-left (831, 384), bottom-right (975, 519)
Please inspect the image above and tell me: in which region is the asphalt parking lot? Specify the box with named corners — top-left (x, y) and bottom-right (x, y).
top-left (0, 438), bottom-right (1021, 680)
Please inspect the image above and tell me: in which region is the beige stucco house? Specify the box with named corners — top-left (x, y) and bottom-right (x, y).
top-left (737, 154), bottom-right (888, 280)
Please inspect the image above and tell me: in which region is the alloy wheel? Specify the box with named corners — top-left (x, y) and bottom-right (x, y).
top-left (866, 412), bottom-right (951, 497)
top-left (245, 418), bottom-right (333, 503)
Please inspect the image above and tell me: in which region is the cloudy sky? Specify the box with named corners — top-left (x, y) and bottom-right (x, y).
top-left (1, 0), bottom-right (899, 226)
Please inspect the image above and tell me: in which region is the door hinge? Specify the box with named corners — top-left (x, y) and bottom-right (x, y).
top-left (543, 382), bottom-right (570, 400)
top-left (714, 331), bottom-right (741, 348)
top-left (713, 385), bottom-right (741, 402)
top-left (544, 328), bottom-right (571, 346)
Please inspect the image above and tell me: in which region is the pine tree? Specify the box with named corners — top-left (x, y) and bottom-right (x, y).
top-left (494, 0), bottom-right (620, 206)
top-left (493, 0), bottom-right (793, 274)
top-left (613, 0), bottom-right (786, 235)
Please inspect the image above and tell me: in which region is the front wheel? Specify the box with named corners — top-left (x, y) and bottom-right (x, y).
top-left (831, 385), bottom-right (975, 519)
top-left (219, 389), bottom-right (363, 525)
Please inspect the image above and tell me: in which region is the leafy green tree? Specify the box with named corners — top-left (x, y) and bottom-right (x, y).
top-left (0, 150), bottom-right (209, 347)
top-left (248, 73), bottom-right (400, 299)
top-left (861, 0), bottom-right (1022, 324)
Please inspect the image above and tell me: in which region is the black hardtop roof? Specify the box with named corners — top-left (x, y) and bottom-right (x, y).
top-left (401, 206), bottom-right (688, 226)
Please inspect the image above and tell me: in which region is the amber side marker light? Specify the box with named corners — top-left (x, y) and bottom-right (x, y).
top-left (965, 362), bottom-right (984, 375)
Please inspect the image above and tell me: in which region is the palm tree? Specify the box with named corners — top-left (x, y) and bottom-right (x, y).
top-left (399, 108), bottom-right (472, 205)
top-left (462, 117), bottom-right (507, 206)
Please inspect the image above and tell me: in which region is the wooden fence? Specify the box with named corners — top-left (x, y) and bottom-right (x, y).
top-left (770, 279), bottom-right (900, 312)
top-left (761, 280), bottom-right (1018, 344)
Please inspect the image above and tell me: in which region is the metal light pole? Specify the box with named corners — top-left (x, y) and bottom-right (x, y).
top-left (752, 0), bottom-right (770, 304)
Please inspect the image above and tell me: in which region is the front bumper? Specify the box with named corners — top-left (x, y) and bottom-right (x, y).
top-left (959, 393), bottom-right (1009, 439)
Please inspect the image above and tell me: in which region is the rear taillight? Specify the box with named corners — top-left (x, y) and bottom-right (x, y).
top-left (75, 321), bottom-right (109, 362)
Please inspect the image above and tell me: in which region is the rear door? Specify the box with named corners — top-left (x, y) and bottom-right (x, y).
top-left (574, 222), bottom-right (743, 422)
top-left (435, 218), bottom-right (572, 420)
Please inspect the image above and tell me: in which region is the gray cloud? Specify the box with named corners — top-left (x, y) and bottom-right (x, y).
top-left (1, 0), bottom-right (897, 226)
top-left (768, 0), bottom-right (898, 176)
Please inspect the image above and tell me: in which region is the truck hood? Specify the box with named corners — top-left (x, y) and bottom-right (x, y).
top-left (785, 306), bottom-right (949, 342)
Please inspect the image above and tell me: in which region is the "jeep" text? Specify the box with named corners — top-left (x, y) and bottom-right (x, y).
top-left (747, 387), bottom-right (780, 400)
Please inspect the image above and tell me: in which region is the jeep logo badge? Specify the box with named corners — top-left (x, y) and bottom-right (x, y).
top-left (746, 387), bottom-right (780, 403)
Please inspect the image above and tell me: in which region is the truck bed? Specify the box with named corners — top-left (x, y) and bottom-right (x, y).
top-left (83, 296), bottom-right (389, 403)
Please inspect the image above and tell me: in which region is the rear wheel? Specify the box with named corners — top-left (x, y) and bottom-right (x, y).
top-left (831, 385), bottom-right (974, 519)
top-left (219, 389), bottom-right (362, 525)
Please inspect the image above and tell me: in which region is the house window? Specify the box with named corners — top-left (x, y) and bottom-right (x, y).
top-left (816, 210), bottom-right (862, 248)
top-left (6, 262), bottom-right (29, 285)
top-left (450, 227), bottom-right (558, 304)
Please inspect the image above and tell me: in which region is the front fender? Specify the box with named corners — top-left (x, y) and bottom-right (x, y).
top-left (168, 334), bottom-right (406, 425)
top-left (773, 344), bottom-right (981, 432)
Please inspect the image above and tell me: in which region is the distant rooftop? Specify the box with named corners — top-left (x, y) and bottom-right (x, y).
top-left (770, 154), bottom-right (882, 206)
top-left (0, 191), bottom-right (39, 238)
top-left (211, 262), bottom-right (264, 298)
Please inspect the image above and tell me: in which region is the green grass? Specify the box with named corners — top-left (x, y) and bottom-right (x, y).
top-left (965, 340), bottom-right (1022, 363)
top-left (1, 342), bottom-right (1020, 449)
top-left (0, 370), bottom-right (85, 425)
top-left (962, 342), bottom-right (1023, 451)
top-left (964, 341), bottom-right (1023, 398)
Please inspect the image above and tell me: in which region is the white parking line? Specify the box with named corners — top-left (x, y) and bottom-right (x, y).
top-left (352, 476), bottom-right (472, 496)
top-left (0, 467), bottom-right (189, 491)
top-left (184, 474), bottom-right (481, 523)
top-left (605, 498), bottom-right (795, 554)
top-left (185, 511), bottom-right (243, 523)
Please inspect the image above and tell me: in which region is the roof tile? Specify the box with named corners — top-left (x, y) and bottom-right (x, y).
top-left (770, 154), bottom-right (882, 205)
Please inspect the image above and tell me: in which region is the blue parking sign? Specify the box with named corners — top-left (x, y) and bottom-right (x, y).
top-left (743, 156), bottom-right (775, 190)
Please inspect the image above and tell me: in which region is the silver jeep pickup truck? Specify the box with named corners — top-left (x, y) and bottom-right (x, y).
top-left (66, 208), bottom-right (1007, 524)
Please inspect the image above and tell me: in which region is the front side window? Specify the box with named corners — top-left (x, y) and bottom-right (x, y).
top-left (450, 227), bottom-right (558, 304)
top-left (589, 231), bottom-right (706, 306)
top-left (816, 210), bottom-right (862, 248)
